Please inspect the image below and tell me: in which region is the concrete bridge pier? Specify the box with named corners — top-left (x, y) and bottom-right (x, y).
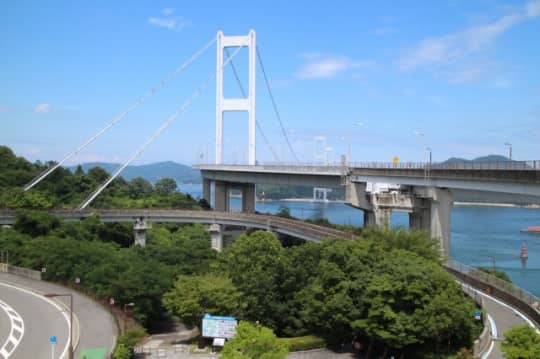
top-left (202, 178), bottom-right (211, 204)
top-left (208, 223), bottom-right (223, 252)
top-left (211, 180), bottom-right (256, 213)
top-left (363, 207), bottom-right (391, 227)
top-left (133, 217), bottom-right (149, 246)
top-left (411, 187), bottom-right (453, 256)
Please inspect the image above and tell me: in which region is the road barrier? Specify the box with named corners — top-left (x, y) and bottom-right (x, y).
top-left (444, 260), bottom-right (540, 328)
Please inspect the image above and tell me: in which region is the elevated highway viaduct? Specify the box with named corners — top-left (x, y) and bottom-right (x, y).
top-left (195, 161), bottom-right (540, 256)
top-left (0, 209), bottom-right (352, 250)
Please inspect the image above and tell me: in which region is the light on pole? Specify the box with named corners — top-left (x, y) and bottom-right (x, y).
top-left (504, 142), bottom-right (512, 160)
top-left (44, 293), bottom-right (74, 359)
top-left (487, 256), bottom-right (496, 271)
top-left (123, 302), bottom-right (135, 333)
top-left (426, 147), bottom-right (432, 166)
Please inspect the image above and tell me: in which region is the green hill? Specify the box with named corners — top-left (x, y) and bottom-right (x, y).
top-left (443, 154), bottom-right (511, 164)
top-left (68, 161), bottom-right (201, 183)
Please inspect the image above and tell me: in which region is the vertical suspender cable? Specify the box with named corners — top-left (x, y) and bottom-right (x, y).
top-left (77, 47), bottom-right (243, 210)
top-left (256, 46), bottom-right (300, 163)
top-left (224, 48), bottom-right (281, 162)
top-left (24, 37), bottom-right (217, 191)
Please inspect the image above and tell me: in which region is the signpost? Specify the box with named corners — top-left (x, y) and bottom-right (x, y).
top-left (49, 335), bottom-right (57, 359)
top-left (475, 310), bottom-right (482, 321)
top-left (202, 314), bottom-right (237, 339)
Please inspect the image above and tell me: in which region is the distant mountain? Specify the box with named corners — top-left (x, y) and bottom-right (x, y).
top-left (443, 154), bottom-right (511, 164)
top-left (68, 161), bottom-right (201, 183)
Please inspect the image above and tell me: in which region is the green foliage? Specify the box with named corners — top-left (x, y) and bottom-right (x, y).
top-left (155, 177), bottom-right (177, 195)
top-left (112, 344), bottom-right (132, 359)
top-left (221, 322), bottom-right (289, 359)
top-left (0, 145), bottom-right (201, 210)
top-left (163, 274), bottom-right (241, 327)
top-left (501, 324), bottom-right (540, 359)
top-left (1, 218), bottom-right (215, 326)
top-left (478, 267), bottom-right (512, 282)
top-left (220, 231), bottom-right (288, 330)
top-left (14, 210), bottom-right (61, 236)
top-left (118, 326), bottom-right (147, 347)
top-left (277, 335), bottom-right (325, 351)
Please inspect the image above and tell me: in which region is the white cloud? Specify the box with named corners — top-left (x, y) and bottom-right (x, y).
top-left (295, 55), bottom-right (375, 79)
top-left (161, 8), bottom-right (174, 16)
top-left (526, 0), bottom-right (540, 17)
top-left (399, 1), bottom-right (540, 70)
top-left (148, 9), bottom-right (190, 31)
top-left (34, 103), bottom-right (52, 113)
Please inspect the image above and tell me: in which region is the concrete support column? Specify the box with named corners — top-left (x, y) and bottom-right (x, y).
top-left (241, 183), bottom-right (256, 213)
top-left (409, 198), bottom-right (431, 231)
top-left (133, 217), bottom-right (149, 246)
top-left (208, 223), bottom-right (223, 252)
top-left (363, 207), bottom-right (391, 228)
top-left (411, 187), bottom-right (453, 257)
top-left (429, 188), bottom-right (453, 258)
top-left (214, 181), bottom-right (229, 212)
top-left (203, 178), bottom-right (211, 204)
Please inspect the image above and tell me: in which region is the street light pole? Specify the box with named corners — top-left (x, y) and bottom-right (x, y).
top-left (487, 256), bottom-right (496, 272)
top-left (123, 302), bottom-right (135, 334)
top-left (44, 293), bottom-right (73, 359)
top-left (504, 142), bottom-right (512, 160)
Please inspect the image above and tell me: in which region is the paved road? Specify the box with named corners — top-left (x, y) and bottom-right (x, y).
top-left (0, 301), bottom-right (11, 355)
top-left (0, 281), bottom-right (70, 358)
top-left (0, 273), bottom-right (117, 358)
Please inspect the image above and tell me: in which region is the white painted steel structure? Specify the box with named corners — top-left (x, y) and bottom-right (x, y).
top-left (216, 30), bottom-right (257, 165)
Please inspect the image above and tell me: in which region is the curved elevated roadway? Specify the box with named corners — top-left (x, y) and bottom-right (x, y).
top-left (0, 209), bottom-right (353, 242)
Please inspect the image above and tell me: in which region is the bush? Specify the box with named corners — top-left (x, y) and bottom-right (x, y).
top-left (278, 335), bottom-right (326, 351)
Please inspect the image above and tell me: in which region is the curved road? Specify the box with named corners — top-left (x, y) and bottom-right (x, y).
top-left (0, 273), bottom-right (117, 359)
top-left (0, 281), bottom-right (70, 358)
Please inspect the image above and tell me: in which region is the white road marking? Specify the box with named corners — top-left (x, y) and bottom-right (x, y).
top-left (0, 282), bottom-right (70, 359)
top-left (0, 298), bottom-right (25, 359)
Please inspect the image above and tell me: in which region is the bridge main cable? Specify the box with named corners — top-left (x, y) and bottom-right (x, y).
top-left (256, 46), bottom-right (300, 163)
top-left (224, 48), bottom-right (281, 162)
top-left (24, 37), bottom-right (217, 191)
top-left (77, 46), bottom-right (244, 210)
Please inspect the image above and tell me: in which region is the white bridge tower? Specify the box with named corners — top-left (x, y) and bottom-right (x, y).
top-left (215, 30), bottom-right (257, 165)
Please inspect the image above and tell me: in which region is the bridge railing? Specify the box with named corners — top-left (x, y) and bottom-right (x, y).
top-left (197, 160), bottom-right (540, 171)
top-left (444, 260), bottom-right (540, 326)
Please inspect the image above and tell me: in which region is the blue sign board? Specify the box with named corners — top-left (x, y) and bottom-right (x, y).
top-left (49, 335), bottom-right (57, 345)
top-left (202, 314), bottom-right (237, 339)
top-left (474, 310), bottom-right (482, 320)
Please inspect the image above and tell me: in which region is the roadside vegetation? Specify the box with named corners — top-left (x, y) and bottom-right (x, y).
top-left (0, 145), bottom-right (482, 358)
top-left (501, 324), bottom-right (540, 359)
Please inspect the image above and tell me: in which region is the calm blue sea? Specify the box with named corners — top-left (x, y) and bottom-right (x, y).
top-left (178, 183), bottom-right (540, 296)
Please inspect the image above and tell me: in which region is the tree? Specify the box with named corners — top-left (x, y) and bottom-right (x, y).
top-left (221, 322), bottom-right (289, 359)
top-left (14, 210), bottom-right (61, 237)
top-left (220, 231), bottom-right (288, 330)
top-left (162, 274), bottom-right (241, 328)
top-left (155, 177), bottom-right (177, 195)
top-left (501, 324), bottom-right (540, 359)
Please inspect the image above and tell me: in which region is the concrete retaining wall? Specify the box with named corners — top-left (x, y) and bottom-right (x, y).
top-left (0, 263), bottom-right (41, 281)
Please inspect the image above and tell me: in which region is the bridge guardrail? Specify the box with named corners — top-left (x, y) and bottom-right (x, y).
top-left (196, 160), bottom-right (540, 171)
top-left (444, 260), bottom-right (540, 327)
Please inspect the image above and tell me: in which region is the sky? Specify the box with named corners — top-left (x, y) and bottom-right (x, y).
top-left (1, 0), bottom-right (540, 165)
